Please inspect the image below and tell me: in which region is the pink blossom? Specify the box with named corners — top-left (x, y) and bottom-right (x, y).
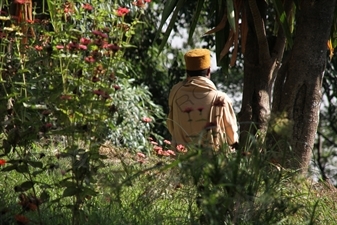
top-left (82, 3), bottom-right (93, 11)
top-left (60, 95), bottom-right (72, 100)
top-left (142, 117), bottom-right (152, 123)
top-left (176, 144), bottom-right (187, 153)
top-left (80, 37), bottom-right (91, 45)
top-left (150, 141), bottom-right (158, 145)
top-left (153, 146), bottom-right (163, 152)
top-left (137, 152), bottom-right (146, 158)
top-left (34, 45), bottom-right (43, 51)
top-left (85, 56), bottom-right (95, 63)
top-left (78, 44), bottom-right (87, 50)
top-left (56, 45), bottom-right (64, 50)
top-left (166, 150), bottom-right (176, 156)
top-left (92, 30), bottom-right (108, 39)
top-left (164, 140), bottom-right (171, 145)
top-left (116, 7), bottom-right (130, 17)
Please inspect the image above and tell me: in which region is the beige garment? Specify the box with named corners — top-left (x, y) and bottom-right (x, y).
top-left (167, 76), bottom-right (238, 148)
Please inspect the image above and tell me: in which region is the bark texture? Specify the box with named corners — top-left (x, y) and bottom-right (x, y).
top-left (239, 0), bottom-right (290, 144)
top-left (271, 0), bottom-right (337, 171)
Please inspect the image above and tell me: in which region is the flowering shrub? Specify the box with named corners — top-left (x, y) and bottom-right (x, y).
top-left (0, 0), bottom-right (160, 224)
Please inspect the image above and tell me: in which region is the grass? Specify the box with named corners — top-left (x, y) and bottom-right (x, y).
top-left (1, 143), bottom-right (337, 225)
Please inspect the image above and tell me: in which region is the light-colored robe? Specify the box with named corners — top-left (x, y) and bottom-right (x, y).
top-left (167, 76), bottom-right (238, 149)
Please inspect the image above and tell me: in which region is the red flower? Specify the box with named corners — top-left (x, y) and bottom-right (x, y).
top-left (145, 0), bottom-right (151, 2)
top-left (0, 159), bottom-right (6, 166)
top-left (78, 44), bottom-right (87, 50)
top-left (103, 43), bottom-right (120, 52)
top-left (85, 56), bottom-right (95, 63)
top-left (67, 42), bottom-right (78, 51)
top-left (153, 146), bottom-right (163, 152)
top-left (142, 117), bottom-right (152, 123)
top-left (92, 30), bottom-right (108, 39)
top-left (176, 144), bottom-right (187, 153)
top-left (80, 37), bottom-right (91, 45)
top-left (15, 214), bottom-right (29, 225)
top-left (183, 107), bottom-right (193, 113)
top-left (197, 107), bottom-right (204, 112)
top-left (93, 89), bottom-right (110, 99)
top-left (116, 7), bottom-right (130, 17)
top-left (82, 3), bottom-right (93, 11)
top-left (164, 140), bottom-right (171, 145)
top-left (34, 45), bottom-right (43, 51)
top-left (56, 45), bottom-right (64, 50)
top-left (92, 76), bottom-right (100, 82)
top-left (150, 141), bottom-right (158, 145)
top-left (60, 95), bottom-right (72, 100)
top-left (166, 150), bottom-right (176, 156)
top-left (114, 85), bottom-right (121, 90)
top-left (137, 152), bottom-right (146, 158)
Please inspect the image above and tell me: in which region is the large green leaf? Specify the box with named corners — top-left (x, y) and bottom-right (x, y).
top-left (226, 0), bottom-right (236, 33)
top-left (271, 0), bottom-right (294, 48)
top-left (188, 0), bottom-right (205, 44)
top-left (158, 0), bottom-right (187, 53)
top-left (155, 0), bottom-right (179, 41)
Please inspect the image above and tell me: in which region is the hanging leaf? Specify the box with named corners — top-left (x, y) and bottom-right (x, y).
top-left (241, 8), bottom-right (248, 54)
top-left (15, 181), bottom-right (35, 192)
top-left (158, 0), bottom-right (186, 53)
top-left (155, 0), bottom-right (179, 42)
top-left (205, 12), bottom-right (227, 35)
top-left (226, 0), bottom-right (236, 33)
top-left (218, 29), bottom-right (235, 63)
top-left (272, 0), bottom-right (293, 48)
top-left (63, 187), bottom-right (80, 197)
top-left (188, 0), bottom-right (205, 44)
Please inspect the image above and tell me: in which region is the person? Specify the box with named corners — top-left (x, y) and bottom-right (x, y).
top-left (167, 48), bottom-right (239, 150)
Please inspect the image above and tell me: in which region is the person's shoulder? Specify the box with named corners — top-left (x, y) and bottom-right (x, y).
top-left (216, 91), bottom-right (232, 104)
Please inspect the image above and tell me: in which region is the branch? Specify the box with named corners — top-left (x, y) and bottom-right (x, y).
top-left (248, 0), bottom-right (269, 62)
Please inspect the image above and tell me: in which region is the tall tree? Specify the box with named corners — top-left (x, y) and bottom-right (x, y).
top-left (157, 0), bottom-right (337, 172)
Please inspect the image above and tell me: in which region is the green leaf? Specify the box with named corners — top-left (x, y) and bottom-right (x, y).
top-left (158, 0), bottom-right (187, 53)
top-left (1, 165), bottom-right (17, 172)
top-left (59, 179), bottom-right (76, 188)
top-left (40, 191), bottom-right (50, 202)
top-left (16, 164), bottom-right (29, 173)
top-left (188, 0), bottom-right (205, 44)
top-left (226, 0), bottom-right (236, 32)
top-left (27, 161), bottom-right (43, 169)
top-left (15, 181), bottom-right (34, 192)
top-left (63, 187), bottom-right (80, 197)
top-left (272, 0), bottom-right (293, 48)
top-left (156, 0), bottom-right (179, 39)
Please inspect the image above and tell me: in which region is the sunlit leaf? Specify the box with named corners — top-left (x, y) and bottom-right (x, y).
top-left (226, 0), bottom-right (236, 33)
top-left (205, 12), bottom-right (227, 35)
top-left (272, 0), bottom-right (293, 47)
top-left (188, 0), bottom-right (205, 44)
top-left (15, 181), bottom-right (34, 192)
top-left (158, 0), bottom-right (186, 53)
top-left (63, 187), bottom-right (80, 197)
top-left (155, 0), bottom-right (179, 41)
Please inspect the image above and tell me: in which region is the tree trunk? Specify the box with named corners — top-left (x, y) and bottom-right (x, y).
top-left (270, 0), bottom-right (337, 172)
top-left (239, 0), bottom-right (288, 145)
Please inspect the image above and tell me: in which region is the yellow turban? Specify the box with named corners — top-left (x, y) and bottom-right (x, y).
top-left (184, 49), bottom-right (211, 71)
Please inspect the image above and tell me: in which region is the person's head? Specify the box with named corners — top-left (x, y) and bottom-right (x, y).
top-left (184, 48), bottom-right (211, 78)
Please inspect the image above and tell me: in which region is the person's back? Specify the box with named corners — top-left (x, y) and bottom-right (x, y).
top-left (167, 49), bottom-right (238, 149)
